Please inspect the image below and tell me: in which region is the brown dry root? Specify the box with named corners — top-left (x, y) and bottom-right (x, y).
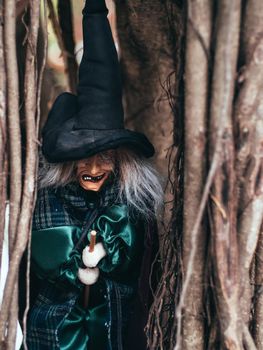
top-left (146, 139), bottom-right (184, 349)
top-left (144, 0), bottom-right (262, 348)
top-left (208, 1), bottom-right (243, 348)
top-left (0, 0), bottom-right (22, 344)
top-left (234, 0), bottom-right (263, 327)
top-left (182, 0), bottom-right (212, 348)
top-left (146, 242), bottom-right (179, 350)
top-left (0, 0), bottom-right (7, 272)
top-left (253, 225), bottom-right (263, 347)
top-left (4, 0), bottom-right (22, 255)
top-left (146, 236), bottom-right (182, 350)
top-left (0, 0), bottom-right (42, 347)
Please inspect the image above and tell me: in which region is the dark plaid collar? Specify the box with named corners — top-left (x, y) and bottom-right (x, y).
top-left (32, 178), bottom-right (119, 230)
top-left (56, 178), bottom-right (118, 209)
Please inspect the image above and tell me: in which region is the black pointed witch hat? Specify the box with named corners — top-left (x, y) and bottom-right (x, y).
top-left (42, 0), bottom-right (154, 163)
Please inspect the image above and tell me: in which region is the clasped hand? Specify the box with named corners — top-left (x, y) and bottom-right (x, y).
top-left (78, 243), bottom-right (106, 285)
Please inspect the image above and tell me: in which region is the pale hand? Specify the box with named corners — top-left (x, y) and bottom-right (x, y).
top-left (82, 242), bottom-right (107, 268)
top-left (78, 267), bottom-right (100, 285)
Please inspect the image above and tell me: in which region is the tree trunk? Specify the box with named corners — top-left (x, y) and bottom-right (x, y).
top-left (4, 0), bottom-right (22, 254)
top-left (0, 0), bottom-right (7, 275)
top-left (208, 1), bottom-right (242, 348)
top-left (254, 225), bottom-right (263, 347)
top-left (182, 1), bottom-right (212, 348)
top-left (0, 0), bottom-right (43, 346)
top-left (115, 0), bottom-right (182, 177)
top-left (235, 0), bottom-right (263, 326)
top-left (115, 2), bottom-right (184, 349)
top-left (1, 0), bottom-right (263, 348)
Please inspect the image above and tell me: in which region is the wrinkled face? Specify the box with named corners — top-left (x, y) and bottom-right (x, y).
top-left (76, 150), bottom-right (115, 192)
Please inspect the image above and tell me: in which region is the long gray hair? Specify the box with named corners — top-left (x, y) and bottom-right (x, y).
top-left (38, 148), bottom-right (163, 218)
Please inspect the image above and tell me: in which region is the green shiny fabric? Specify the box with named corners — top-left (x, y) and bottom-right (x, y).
top-left (59, 299), bottom-right (108, 350)
top-left (31, 205), bottom-right (144, 349)
top-left (93, 205), bottom-right (144, 282)
top-left (31, 206), bottom-right (143, 283)
top-left (31, 226), bottom-right (82, 280)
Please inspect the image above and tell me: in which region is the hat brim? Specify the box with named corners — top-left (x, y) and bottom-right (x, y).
top-left (42, 92), bottom-right (155, 163)
top-left (42, 119), bottom-right (155, 163)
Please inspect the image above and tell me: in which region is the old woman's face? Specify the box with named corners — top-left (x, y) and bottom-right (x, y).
top-left (76, 150), bottom-right (115, 192)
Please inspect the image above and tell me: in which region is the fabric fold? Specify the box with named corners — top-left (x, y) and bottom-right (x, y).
top-left (59, 300), bottom-right (108, 350)
top-left (31, 205), bottom-right (144, 287)
top-left (31, 226), bottom-right (82, 288)
top-left (91, 205), bottom-right (144, 282)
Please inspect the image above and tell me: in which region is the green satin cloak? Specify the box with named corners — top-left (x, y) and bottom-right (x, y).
top-left (58, 299), bottom-right (108, 350)
top-left (31, 205), bottom-right (144, 349)
top-left (31, 225), bottom-right (82, 282)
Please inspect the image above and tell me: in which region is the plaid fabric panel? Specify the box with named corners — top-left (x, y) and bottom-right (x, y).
top-left (27, 280), bottom-right (79, 349)
top-left (28, 181), bottom-right (121, 348)
top-left (32, 181), bottom-right (118, 230)
top-left (32, 187), bottom-right (73, 230)
top-left (106, 279), bottom-right (135, 350)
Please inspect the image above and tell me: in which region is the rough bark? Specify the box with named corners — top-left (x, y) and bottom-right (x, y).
top-left (235, 0), bottom-right (263, 326)
top-left (16, 0), bottom-right (29, 18)
top-left (4, 0), bottom-right (22, 254)
top-left (182, 1), bottom-right (211, 348)
top-left (0, 0), bottom-right (7, 275)
top-left (208, 1), bottom-right (242, 348)
top-left (115, 2), bottom-right (184, 349)
top-left (1, 1), bottom-right (262, 348)
top-left (36, 1), bottom-right (48, 135)
top-left (0, 0), bottom-right (41, 344)
top-left (115, 0), bottom-right (181, 177)
top-left (254, 225), bottom-right (263, 347)
top-left (242, 324), bottom-right (257, 350)
top-left (19, 0), bottom-right (40, 313)
top-left (6, 283), bottom-right (18, 349)
top-left (1, 1), bottom-right (22, 341)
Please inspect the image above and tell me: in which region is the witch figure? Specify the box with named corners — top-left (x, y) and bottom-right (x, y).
top-left (24, 0), bottom-right (163, 349)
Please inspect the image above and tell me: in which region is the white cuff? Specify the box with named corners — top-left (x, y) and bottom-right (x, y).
top-left (82, 242), bottom-right (107, 268)
top-left (77, 267), bottom-right (99, 285)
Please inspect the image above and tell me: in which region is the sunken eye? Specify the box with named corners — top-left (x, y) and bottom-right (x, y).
top-left (97, 156), bottom-right (113, 164)
top-left (97, 151), bottom-right (115, 164)
top-left (78, 151), bottom-right (115, 167)
top-left (81, 157), bottom-right (113, 167)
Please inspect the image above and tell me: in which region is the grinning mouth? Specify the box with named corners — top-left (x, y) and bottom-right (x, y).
top-left (81, 173), bottom-right (106, 183)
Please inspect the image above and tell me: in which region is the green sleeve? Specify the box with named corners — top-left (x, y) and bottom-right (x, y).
top-left (31, 226), bottom-right (82, 288)
top-left (91, 205), bottom-right (144, 280)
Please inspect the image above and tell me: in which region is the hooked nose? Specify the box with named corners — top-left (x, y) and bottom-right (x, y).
top-left (88, 159), bottom-right (100, 175)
